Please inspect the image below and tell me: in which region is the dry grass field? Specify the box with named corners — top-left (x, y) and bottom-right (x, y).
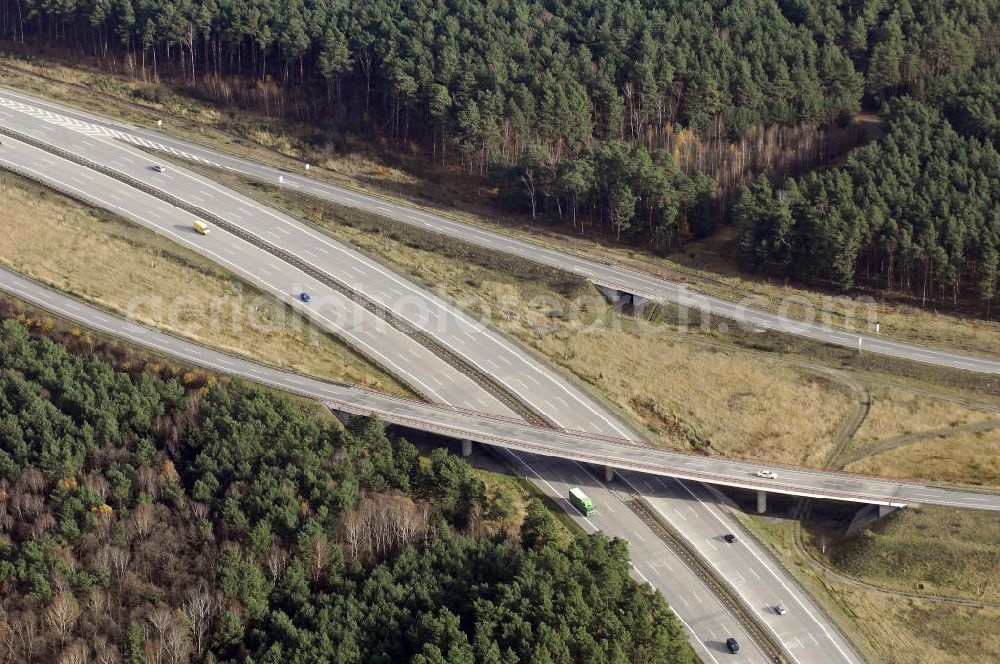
top-left (846, 426), bottom-right (1000, 487)
top-left (211, 172), bottom-right (858, 463)
top-left (0, 171), bottom-right (407, 395)
top-left (742, 508), bottom-right (1000, 664)
top-left (829, 590), bottom-right (1000, 664)
top-left (836, 383), bottom-right (1000, 486)
top-left (831, 507), bottom-right (1000, 603)
top-left (852, 384), bottom-right (997, 452)
top-left (1, 56), bottom-right (997, 361)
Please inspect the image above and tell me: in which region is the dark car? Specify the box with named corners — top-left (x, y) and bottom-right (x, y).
top-left (726, 637), bottom-right (740, 654)
top-left (723, 534), bottom-right (737, 544)
top-left (300, 292), bottom-right (311, 303)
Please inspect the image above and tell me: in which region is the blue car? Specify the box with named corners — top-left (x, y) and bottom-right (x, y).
top-left (300, 292), bottom-right (311, 303)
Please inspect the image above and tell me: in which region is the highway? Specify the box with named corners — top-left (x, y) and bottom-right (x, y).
top-left (0, 135), bottom-right (514, 416)
top-left (2, 87), bottom-right (965, 662)
top-left (0, 122), bottom-right (875, 659)
top-left (0, 266), bottom-right (778, 664)
top-left (0, 112), bottom-right (800, 661)
top-left (0, 100), bottom-right (639, 439)
top-left (0, 84), bottom-right (997, 375)
top-left (0, 134), bottom-right (996, 511)
top-left (0, 130), bottom-right (1000, 509)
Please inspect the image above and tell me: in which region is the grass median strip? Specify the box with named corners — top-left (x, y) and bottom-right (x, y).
top-left (2, 56), bottom-right (997, 363)
top-left (193, 164), bottom-right (859, 465)
top-left (0, 170), bottom-right (408, 396)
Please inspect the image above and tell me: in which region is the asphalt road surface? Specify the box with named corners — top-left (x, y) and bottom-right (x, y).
top-left (0, 135), bottom-right (996, 514)
top-left (11, 86), bottom-right (992, 661)
top-left (0, 85), bottom-right (996, 375)
top-left (0, 266), bottom-right (782, 664)
top-left (0, 101), bottom-right (639, 439)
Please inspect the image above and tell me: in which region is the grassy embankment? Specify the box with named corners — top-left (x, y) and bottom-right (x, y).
top-left (193, 166), bottom-right (875, 466)
top-left (840, 384), bottom-right (1000, 485)
top-left (742, 507), bottom-right (1000, 664)
top-left (1, 55), bottom-right (998, 360)
top-left (0, 169), bottom-right (407, 395)
top-left (194, 164), bottom-right (1000, 478)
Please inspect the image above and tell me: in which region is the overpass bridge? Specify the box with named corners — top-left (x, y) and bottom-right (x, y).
top-left (3, 266), bottom-right (997, 514)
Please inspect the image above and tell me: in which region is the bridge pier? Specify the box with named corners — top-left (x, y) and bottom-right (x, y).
top-left (461, 439), bottom-right (472, 458)
top-left (878, 504), bottom-right (896, 518)
top-left (756, 490), bottom-right (767, 514)
top-left (604, 466), bottom-right (615, 483)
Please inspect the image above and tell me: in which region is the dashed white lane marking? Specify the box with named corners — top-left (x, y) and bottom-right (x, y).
top-left (0, 94), bottom-right (222, 166)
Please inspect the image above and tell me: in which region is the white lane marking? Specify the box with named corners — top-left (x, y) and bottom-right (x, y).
top-left (0, 148), bottom-right (467, 407)
top-left (668, 479), bottom-right (859, 663)
top-left (630, 567), bottom-right (720, 664)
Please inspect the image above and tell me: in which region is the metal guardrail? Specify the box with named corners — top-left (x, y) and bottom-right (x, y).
top-left (320, 398), bottom-right (917, 507)
top-left (628, 496), bottom-right (789, 663)
top-left (0, 126), bottom-right (929, 507)
top-left (0, 123), bottom-right (550, 426)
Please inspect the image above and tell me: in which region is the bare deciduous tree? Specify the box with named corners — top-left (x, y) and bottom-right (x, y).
top-left (307, 535), bottom-right (330, 586)
top-left (85, 589), bottom-right (110, 619)
top-left (128, 502), bottom-right (155, 541)
top-left (11, 613), bottom-right (38, 662)
top-left (266, 546), bottom-right (288, 584)
top-left (181, 589), bottom-right (215, 656)
top-left (17, 468), bottom-right (46, 494)
top-left (84, 475), bottom-right (110, 501)
top-left (136, 467), bottom-right (163, 500)
top-left (59, 640), bottom-right (89, 664)
top-left (96, 545), bottom-right (131, 583)
top-left (163, 620), bottom-right (192, 664)
top-left (0, 615), bottom-right (16, 664)
top-left (93, 636), bottom-right (119, 664)
top-left (45, 593), bottom-right (81, 649)
top-left (341, 509), bottom-right (365, 561)
top-left (189, 502), bottom-right (209, 522)
top-left (147, 607), bottom-right (173, 664)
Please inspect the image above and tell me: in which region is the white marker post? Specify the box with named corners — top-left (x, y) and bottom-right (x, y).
top-left (156, 119), bottom-right (162, 128)
top-left (305, 163), bottom-right (310, 172)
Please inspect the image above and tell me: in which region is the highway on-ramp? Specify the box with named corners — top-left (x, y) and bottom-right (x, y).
top-left (0, 117), bottom-right (799, 661)
top-left (0, 124), bottom-right (995, 512)
top-left (0, 87), bottom-right (952, 662)
top-left (0, 84), bottom-right (996, 375)
top-left (0, 266), bottom-right (780, 664)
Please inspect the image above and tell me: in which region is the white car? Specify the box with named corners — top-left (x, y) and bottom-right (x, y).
top-left (775, 602), bottom-right (788, 615)
top-left (152, 164), bottom-right (166, 173)
top-left (755, 469), bottom-right (777, 479)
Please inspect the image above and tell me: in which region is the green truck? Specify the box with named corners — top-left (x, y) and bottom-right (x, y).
top-left (568, 487), bottom-right (595, 516)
